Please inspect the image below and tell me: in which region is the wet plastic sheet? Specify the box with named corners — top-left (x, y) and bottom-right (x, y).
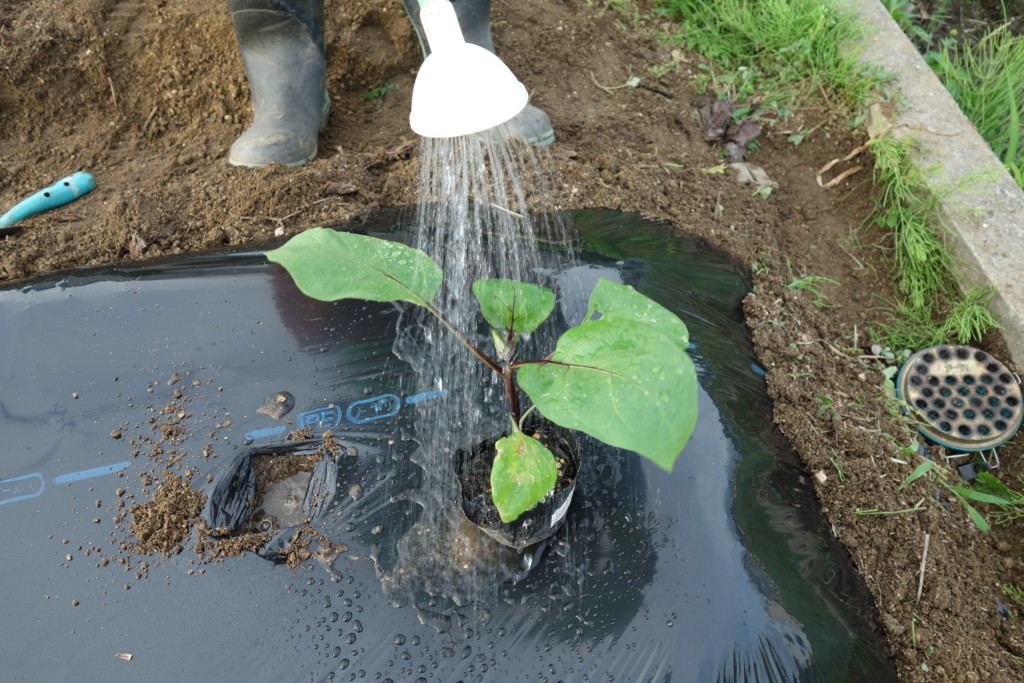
top-left (0, 209), bottom-right (897, 682)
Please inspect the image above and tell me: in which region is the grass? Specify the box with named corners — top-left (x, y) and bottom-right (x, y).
top-left (926, 27), bottom-right (1024, 190)
top-left (898, 457), bottom-right (1012, 532)
top-left (1003, 583), bottom-right (1024, 613)
top-left (785, 260), bottom-right (839, 308)
top-left (359, 82), bottom-right (398, 108)
top-left (880, 0), bottom-right (948, 50)
top-left (654, 0), bottom-right (887, 114)
top-left (975, 471), bottom-right (1024, 526)
top-left (648, 0), bottom-right (999, 349)
top-left (865, 134), bottom-right (1000, 349)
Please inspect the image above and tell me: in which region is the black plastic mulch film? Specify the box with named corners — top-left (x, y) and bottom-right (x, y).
top-left (0, 210), bottom-right (896, 682)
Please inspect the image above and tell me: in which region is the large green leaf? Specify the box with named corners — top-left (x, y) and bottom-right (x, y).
top-left (586, 278), bottom-right (689, 352)
top-left (472, 279), bottom-right (555, 335)
top-left (517, 281), bottom-right (696, 471)
top-left (265, 228), bottom-right (442, 306)
top-left (491, 431), bottom-right (557, 523)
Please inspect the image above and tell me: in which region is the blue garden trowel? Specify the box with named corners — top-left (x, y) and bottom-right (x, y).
top-left (0, 171), bottom-right (96, 233)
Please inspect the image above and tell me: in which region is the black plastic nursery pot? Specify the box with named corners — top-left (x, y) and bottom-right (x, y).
top-left (454, 419), bottom-right (579, 551)
top-left (0, 209), bottom-right (899, 682)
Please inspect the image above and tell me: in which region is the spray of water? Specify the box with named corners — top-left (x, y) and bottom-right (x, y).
top-left (380, 118), bottom-right (577, 611)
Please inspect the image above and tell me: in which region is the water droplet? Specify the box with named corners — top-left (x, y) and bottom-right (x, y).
top-left (394, 634), bottom-right (406, 646)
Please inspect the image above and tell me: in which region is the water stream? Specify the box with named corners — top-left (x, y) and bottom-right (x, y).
top-left (380, 128), bottom-right (580, 608)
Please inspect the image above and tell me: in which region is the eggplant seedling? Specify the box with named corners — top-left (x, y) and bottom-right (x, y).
top-left (267, 229), bottom-right (698, 523)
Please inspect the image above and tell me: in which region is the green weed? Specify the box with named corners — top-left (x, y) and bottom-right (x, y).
top-left (784, 260), bottom-right (838, 308)
top-left (898, 458), bottom-right (1012, 532)
top-left (654, 0), bottom-right (887, 113)
top-left (359, 82), bottom-right (398, 108)
top-left (875, 286), bottom-right (1000, 349)
top-left (975, 471), bottom-right (1024, 526)
top-left (880, 0), bottom-right (947, 50)
top-left (1002, 583), bottom-right (1024, 614)
top-left (865, 134), bottom-right (999, 348)
top-left (814, 393), bottom-right (837, 418)
top-left (854, 506), bottom-right (926, 516)
top-left (829, 454), bottom-right (848, 481)
top-left (927, 27), bottom-right (1024, 190)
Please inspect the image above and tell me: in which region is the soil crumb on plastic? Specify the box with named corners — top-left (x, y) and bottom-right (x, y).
top-left (281, 527), bottom-right (347, 570)
top-left (194, 523), bottom-right (271, 562)
top-left (127, 472), bottom-right (205, 556)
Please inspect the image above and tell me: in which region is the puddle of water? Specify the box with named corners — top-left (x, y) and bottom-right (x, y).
top-left (0, 209), bottom-right (896, 681)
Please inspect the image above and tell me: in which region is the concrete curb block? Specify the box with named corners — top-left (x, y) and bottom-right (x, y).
top-left (840, 0), bottom-right (1024, 365)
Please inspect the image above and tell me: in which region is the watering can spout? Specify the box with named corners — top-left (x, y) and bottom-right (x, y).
top-left (409, 0), bottom-right (529, 139)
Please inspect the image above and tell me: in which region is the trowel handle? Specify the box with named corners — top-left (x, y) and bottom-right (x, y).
top-left (0, 171), bottom-right (96, 230)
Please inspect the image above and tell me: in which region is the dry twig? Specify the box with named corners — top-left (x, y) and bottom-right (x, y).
top-left (916, 532), bottom-right (931, 603)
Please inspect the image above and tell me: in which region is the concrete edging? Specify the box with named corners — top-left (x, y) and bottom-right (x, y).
top-left (839, 0), bottom-right (1024, 365)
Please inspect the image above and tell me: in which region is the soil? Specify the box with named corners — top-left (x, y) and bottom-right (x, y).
top-left (915, 1), bottom-right (1024, 40)
top-left (4, 0), bottom-right (1024, 680)
top-left (457, 421), bottom-right (578, 545)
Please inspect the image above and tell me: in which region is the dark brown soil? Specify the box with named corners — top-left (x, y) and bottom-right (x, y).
top-left (915, 0), bottom-right (1024, 40)
top-left (4, 1), bottom-right (1024, 680)
top-left (457, 422), bottom-right (578, 531)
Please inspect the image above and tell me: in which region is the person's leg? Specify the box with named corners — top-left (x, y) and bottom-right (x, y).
top-left (403, 0), bottom-right (554, 146)
top-left (228, 0), bottom-right (329, 167)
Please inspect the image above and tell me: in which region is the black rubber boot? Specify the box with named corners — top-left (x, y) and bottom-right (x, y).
top-left (228, 0), bottom-right (329, 167)
top-left (402, 0), bottom-right (554, 146)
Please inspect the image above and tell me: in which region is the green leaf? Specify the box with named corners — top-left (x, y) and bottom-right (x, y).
top-left (265, 228), bottom-right (441, 306)
top-left (947, 485), bottom-right (1011, 506)
top-left (472, 279), bottom-right (555, 335)
top-left (899, 460), bottom-right (933, 490)
top-left (949, 489), bottom-right (991, 532)
top-left (491, 431), bottom-right (558, 523)
top-left (586, 279), bottom-right (689, 352)
top-left (975, 471), bottom-right (1015, 501)
top-left (518, 283), bottom-right (697, 472)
